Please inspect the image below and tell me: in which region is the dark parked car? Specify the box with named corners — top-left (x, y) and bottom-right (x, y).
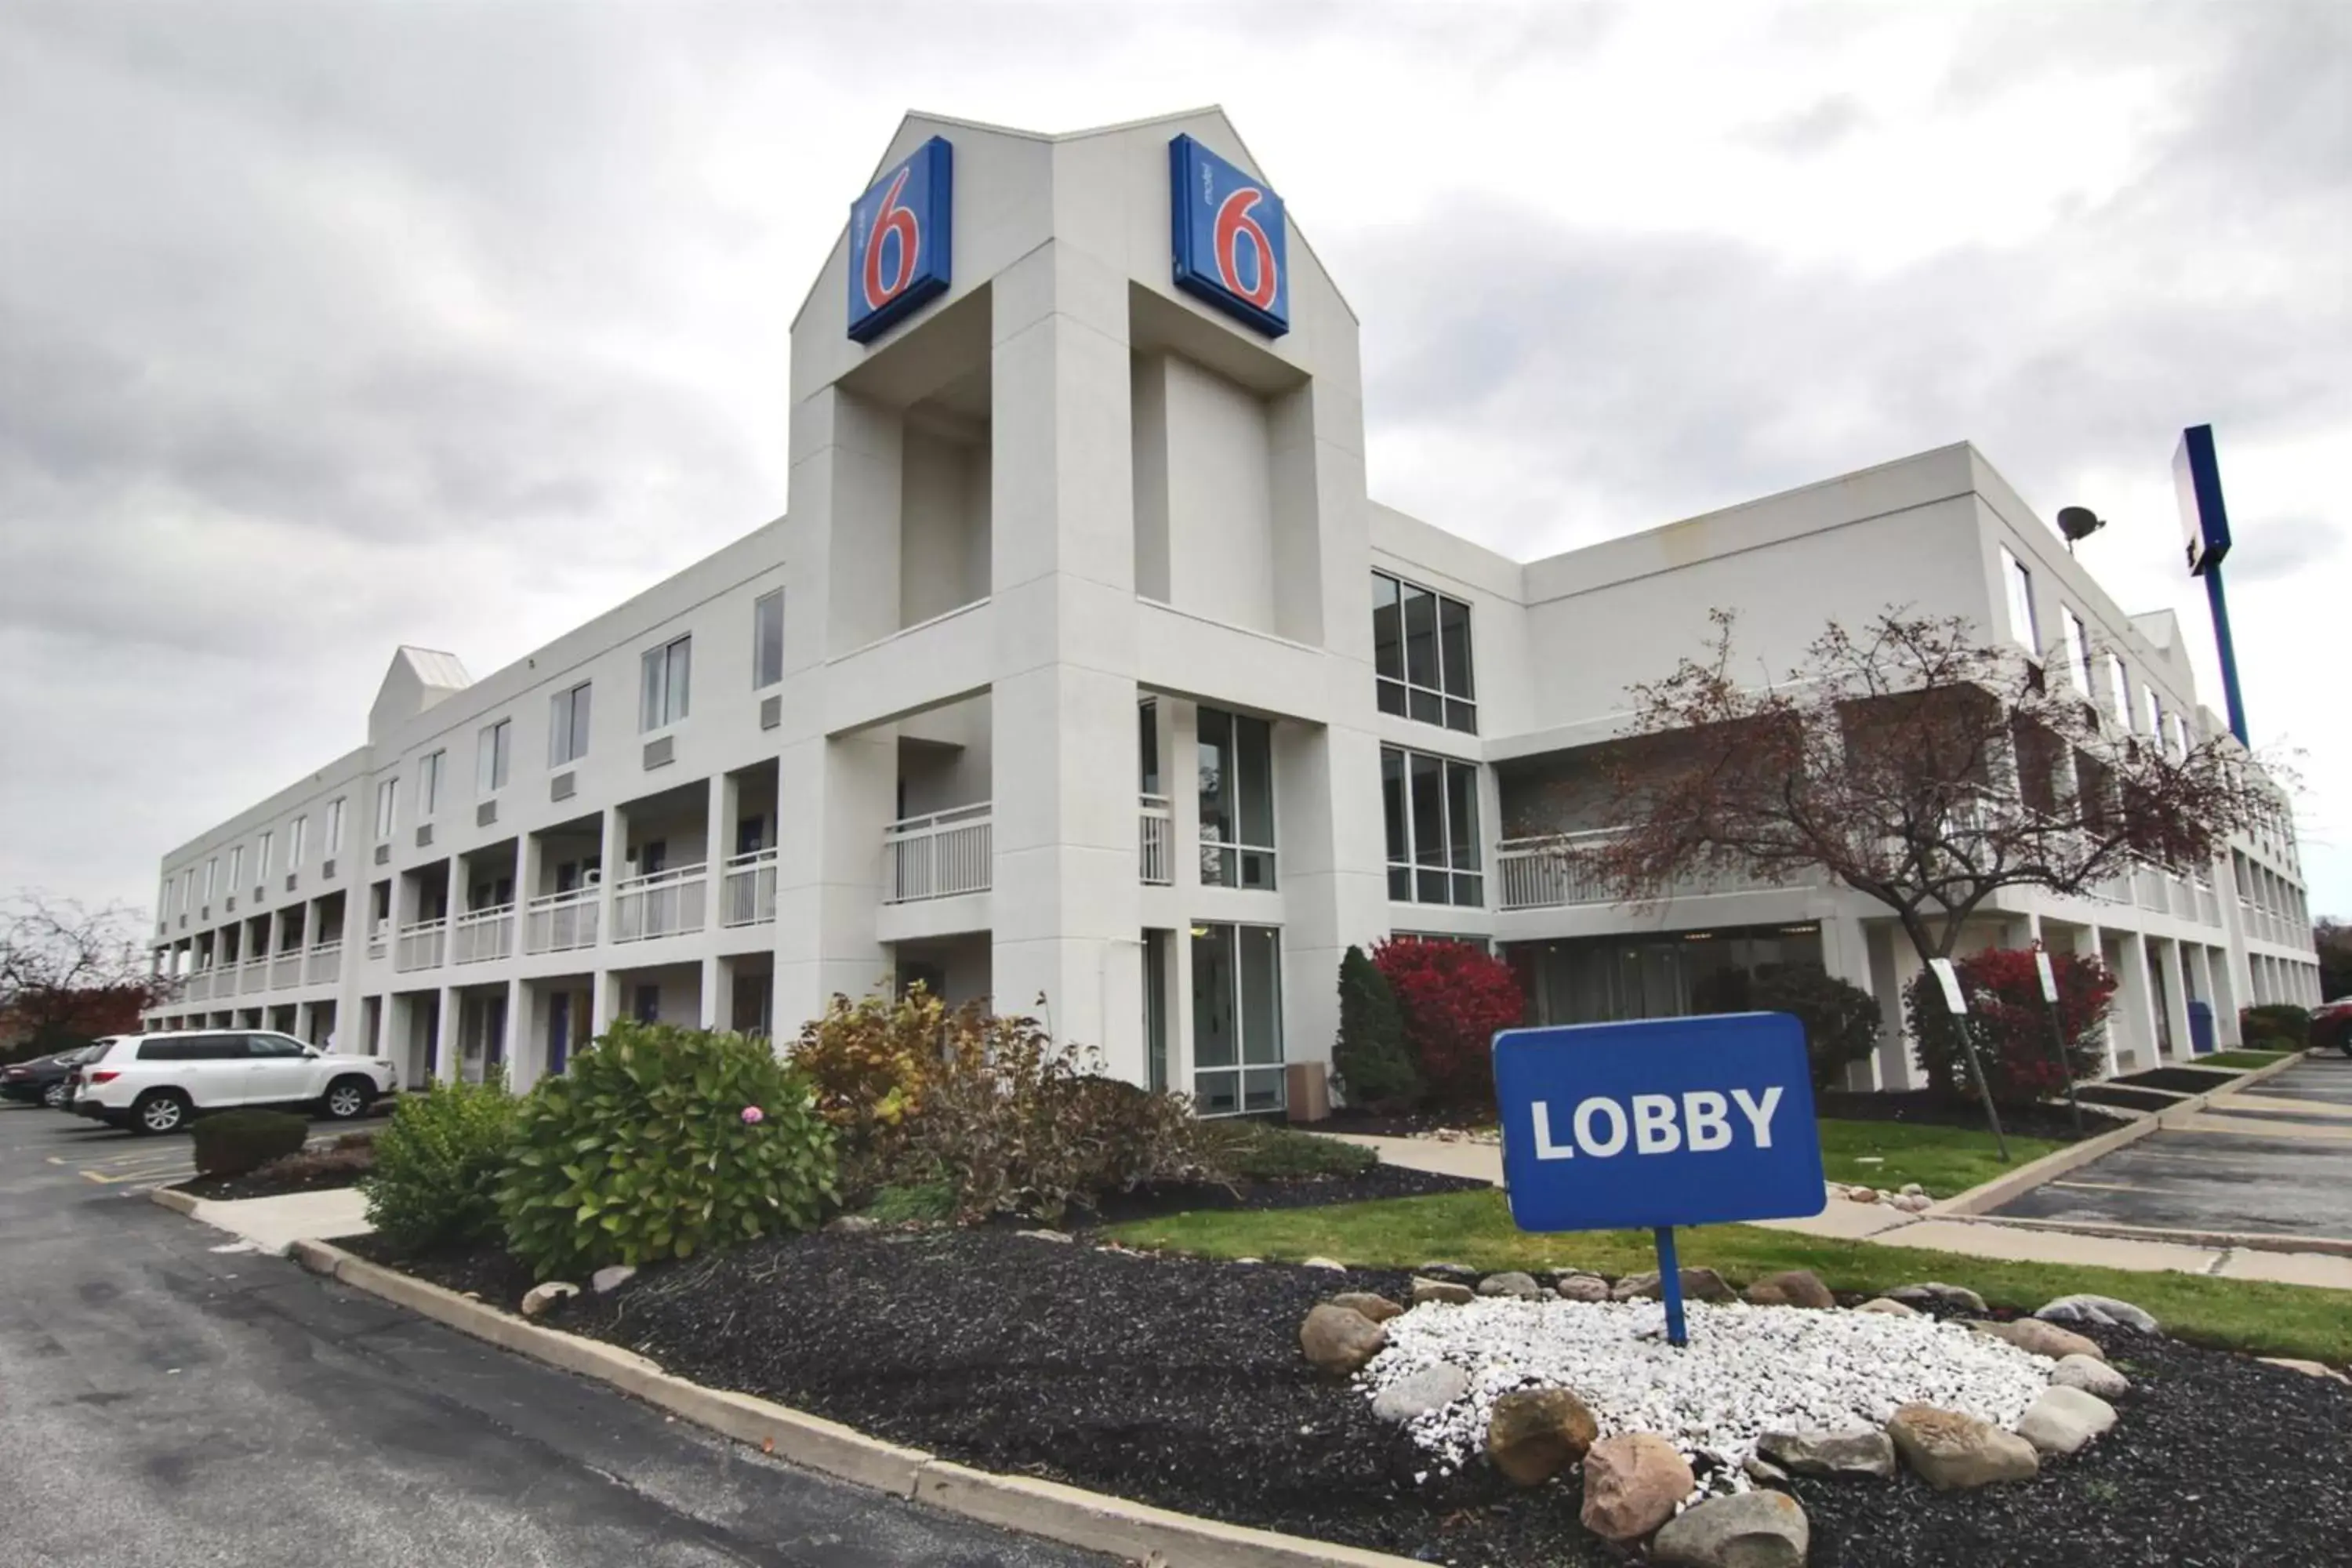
top-left (2314, 997), bottom-right (2352, 1058)
top-left (1, 1044), bottom-right (108, 1109)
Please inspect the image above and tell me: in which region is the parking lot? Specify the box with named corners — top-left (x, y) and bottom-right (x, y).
top-left (1990, 1056), bottom-right (2352, 1243)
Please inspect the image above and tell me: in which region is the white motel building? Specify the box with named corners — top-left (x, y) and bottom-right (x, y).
top-left (142, 109), bottom-right (2325, 1108)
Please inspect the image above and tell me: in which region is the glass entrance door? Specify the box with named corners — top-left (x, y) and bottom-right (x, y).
top-left (1191, 922), bottom-right (1283, 1114)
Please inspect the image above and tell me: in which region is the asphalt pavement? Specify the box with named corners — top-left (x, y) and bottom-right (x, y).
top-left (1987, 1055), bottom-right (2352, 1242)
top-left (0, 1103), bottom-right (1107, 1568)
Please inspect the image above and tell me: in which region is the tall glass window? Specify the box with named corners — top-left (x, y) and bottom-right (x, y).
top-left (1191, 922), bottom-right (1283, 1115)
top-left (477, 718), bottom-right (511, 794)
top-left (1999, 546), bottom-right (2038, 654)
top-left (419, 750), bottom-right (445, 816)
top-left (1371, 571), bottom-right (1475, 731)
top-left (375, 779), bottom-right (397, 840)
top-left (290, 815), bottom-right (307, 868)
top-left (257, 830), bottom-right (273, 878)
top-left (2062, 610), bottom-right (2092, 697)
top-left (1197, 706), bottom-right (1276, 889)
top-left (2104, 654), bottom-right (2129, 722)
top-left (753, 590), bottom-right (785, 689)
top-left (227, 846), bottom-right (243, 892)
top-left (1382, 746), bottom-right (1484, 905)
top-left (325, 797), bottom-right (345, 855)
top-left (550, 681), bottom-right (592, 766)
top-left (640, 635), bottom-right (691, 731)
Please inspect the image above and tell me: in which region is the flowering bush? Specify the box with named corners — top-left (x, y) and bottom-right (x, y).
top-left (498, 1021), bottom-right (835, 1279)
top-left (1371, 938), bottom-right (1526, 1107)
top-left (1907, 946), bottom-right (2116, 1107)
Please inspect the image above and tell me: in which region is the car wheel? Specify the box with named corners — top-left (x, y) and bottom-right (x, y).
top-left (132, 1091), bottom-right (190, 1136)
top-left (321, 1078), bottom-right (373, 1121)
top-left (42, 1082), bottom-right (66, 1109)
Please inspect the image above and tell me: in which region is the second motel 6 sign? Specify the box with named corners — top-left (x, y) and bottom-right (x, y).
top-left (1168, 134), bottom-right (1290, 339)
top-left (847, 137), bottom-right (954, 344)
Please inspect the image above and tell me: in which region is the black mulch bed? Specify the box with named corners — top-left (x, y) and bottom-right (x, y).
top-left (1813, 1090), bottom-right (2105, 1143)
top-left (177, 1146), bottom-right (376, 1201)
top-left (2075, 1083), bottom-right (2189, 1113)
top-left (2112, 1065), bottom-right (2241, 1094)
top-left (359, 1227), bottom-right (2352, 1568)
top-left (1073, 1162), bottom-right (1490, 1227)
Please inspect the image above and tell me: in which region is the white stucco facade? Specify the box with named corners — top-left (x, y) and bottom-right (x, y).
top-left (141, 108), bottom-right (2324, 1100)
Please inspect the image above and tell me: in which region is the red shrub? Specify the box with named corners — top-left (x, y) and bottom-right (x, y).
top-left (1907, 945), bottom-right (2118, 1106)
top-left (1371, 939), bottom-right (1526, 1107)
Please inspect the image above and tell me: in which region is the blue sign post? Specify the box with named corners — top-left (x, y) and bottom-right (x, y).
top-left (2173, 424), bottom-right (2248, 748)
top-left (1493, 1014), bottom-right (1827, 1345)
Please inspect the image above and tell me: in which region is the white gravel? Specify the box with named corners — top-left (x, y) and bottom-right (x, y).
top-left (1362, 1297), bottom-right (2054, 1493)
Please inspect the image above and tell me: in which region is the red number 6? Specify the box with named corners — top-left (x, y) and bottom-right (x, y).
top-left (862, 168), bottom-right (921, 309)
top-left (1213, 189), bottom-right (1277, 310)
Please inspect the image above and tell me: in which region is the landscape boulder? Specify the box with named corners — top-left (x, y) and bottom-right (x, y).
top-left (1757, 1428), bottom-right (1897, 1480)
top-left (1555, 1272), bottom-right (1611, 1303)
top-left (1967, 1318), bottom-right (2105, 1363)
top-left (1410, 1276), bottom-right (1475, 1305)
top-left (1300, 1304), bottom-right (1387, 1376)
top-left (1475, 1270), bottom-right (1544, 1300)
top-left (2036, 1294), bottom-right (2160, 1334)
top-left (1417, 1261), bottom-right (1480, 1284)
top-left (823, 1214), bottom-right (879, 1235)
top-left (520, 1281), bottom-right (579, 1318)
top-left (1613, 1267), bottom-right (1737, 1304)
top-left (1886, 1282), bottom-right (1986, 1314)
top-left (1372, 1363), bottom-right (1471, 1425)
top-left (1485, 1387), bottom-right (1600, 1486)
top-left (1853, 1297), bottom-right (1921, 1317)
top-left (1886, 1403), bottom-right (2039, 1490)
top-left (1743, 1269), bottom-right (1836, 1310)
top-left (1652, 1489), bottom-right (1810, 1568)
top-left (2016, 1385), bottom-right (2118, 1457)
top-left (1303, 1256), bottom-right (1347, 1272)
top-left (1579, 1432), bottom-right (1694, 1540)
top-left (2258, 1357), bottom-right (2352, 1385)
top-left (590, 1265), bottom-right (637, 1294)
top-left (2049, 1354), bottom-right (2131, 1399)
top-left (1326, 1290), bottom-right (1404, 1323)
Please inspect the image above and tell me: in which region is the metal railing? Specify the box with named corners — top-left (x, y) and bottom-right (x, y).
top-left (452, 904), bottom-right (516, 964)
top-left (1494, 829), bottom-right (1786, 912)
top-left (305, 942), bottom-right (343, 986)
top-left (394, 917), bottom-right (447, 973)
top-left (270, 953), bottom-right (303, 991)
top-left (612, 864), bottom-right (709, 942)
top-left (238, 959), bottom-right (266, 995)
top-left (1138, 795), bottom-right (1172, 885)
top-left (366, 927), bottom-right (389, 964)
top-left (884, 803), bottom-right (992, 903)
top-left (525, 885), bottom-right (601, 953)
top-left (182, 969), bottom-right (213, 1002)
top-left (720, 847), bottom-right (778, 927)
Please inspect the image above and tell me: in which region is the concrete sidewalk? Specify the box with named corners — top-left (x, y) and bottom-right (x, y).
top-left (1325, 1130), bottom-right (2352, 1290)
top-left (157, 1186), bottom-right (374, 1254)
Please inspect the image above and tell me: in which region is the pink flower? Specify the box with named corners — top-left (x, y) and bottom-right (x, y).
top-left (739, 1105), bottom-right (765, 1125)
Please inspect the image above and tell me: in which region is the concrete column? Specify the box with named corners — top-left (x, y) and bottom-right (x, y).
top-left (502, 977), bottom-right (522, 1084)
top-left (1818, 913), bottom-right (1878, 1090)
top-left (294, 1001), bottom-right (312, 1044)
top-left (699, 953), bottom-right (724, 1029)
top-left (517, 830), bottom-right (544, 924)
top-left (1271, 719), bottom-right (1390, 1079)
top-left (2158, 938), bottom-right (2193, 1060)
top-left (2115, 935), bottom-right (2159, 1072)
top-left (590, 967), bottom-right (615, 1039)
top-left (434, 985), bottom-right (459, 1083)
top-left (708, 769), bottom-right (737, 869)
top-left (595, 803), bottom-right (622, 951)
top-left (773, 730), bottom-right (894, 1030)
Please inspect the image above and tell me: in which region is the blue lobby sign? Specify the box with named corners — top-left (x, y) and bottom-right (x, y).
top-left (1494, 1014), bottom-right (1828, 1233)
top-left (1168, 134), bottom-right (1290, 338)
top-left (847, 136), bottom-right (953, 344)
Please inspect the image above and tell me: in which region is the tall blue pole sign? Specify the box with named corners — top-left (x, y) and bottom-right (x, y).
top-left (847, 137), bottom-right (953, 344)
top-left (1168, 134), bottom-right (1290, 338)
top-left (2172, 424), bottom-right (2248, 747)
top-left (1494, 1014), bottom-right (1826, 1346)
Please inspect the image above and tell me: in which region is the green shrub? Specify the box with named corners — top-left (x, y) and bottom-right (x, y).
top-left (1751, 967), bottom-right (1884, 1091)
top-left (498, 1022), bottom-right (836, 1279)
top-left (1332, 945), bottom-right (1420, 1111)
top-left (862, 1178), bottom-right (956, 1225)
top-left (363, 1077), bottom-right (519, 1254)
top-left (1200, 1121), bottom-right (1376, 1181)
top-left (903, 1008), bottom-right (1207, 1225)
top-left (191, 1109), bottom-right (310, 1178)
top-left (2240, 1004), bottom-right (2311, 1049)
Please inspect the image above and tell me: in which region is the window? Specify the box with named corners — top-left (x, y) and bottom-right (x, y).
top-left (257, 829), bottom-right (273, 879)
top-left (1999, 546), bottom-right (2038, 655)
top-left (2170, 713), bottom-right (2191, 759)
top-left (2143, 686), bottom-right (2163, 739)
top-left (2062, 611), bottom-right (2092, 697)
top-left (550, 681), bottom-right (591, 766)
top-left (753, 590), bottom-right (784, 688)
top-left (1190, 922), bottom-right (1284, 1116)
top-left (1381, 746), bottom-right (1485, 906)
top-left (375, 779), bottom-right (397, 839)
top-left (477, 719), bottom-right (511, 794)
top-left (632, 984), bottom-right (662, 1024)
top-left (1371, 572), bottom-right (1476, 731)
top-left (2104, 654), bottom-right (2129, 722)
top-left (325, 798), bottom-right (344, 855)
top-left (641, 635), bottom-right (691, 731)
top-left (227, 845), bottom-right (243, 891)
top-left (290, 815), bottom-right (308, 868)
top-left (419, 750), bottom-right (446, 816)
top-left (203, 857), bottom-right (217, 902)
top-left (1197, 706), bottom-right (1276, 889)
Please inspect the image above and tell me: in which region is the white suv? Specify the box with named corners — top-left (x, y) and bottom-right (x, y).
top-left (72, 1030), bottom-right (399, 1135)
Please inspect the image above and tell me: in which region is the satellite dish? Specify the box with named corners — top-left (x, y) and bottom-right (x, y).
top-left (2057, 506), bottom-right (2107, 543)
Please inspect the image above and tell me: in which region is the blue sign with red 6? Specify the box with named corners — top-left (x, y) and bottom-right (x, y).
top-left (848, 137), bottom-right (953, 344)
top-left (1168, 134), bottom-right (1289, 339)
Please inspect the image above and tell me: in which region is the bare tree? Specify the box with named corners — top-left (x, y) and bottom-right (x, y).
top-left (0, 891), bottom-right (172, 1060)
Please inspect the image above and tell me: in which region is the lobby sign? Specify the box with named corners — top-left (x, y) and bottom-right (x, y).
top-left (848, 136), bottom-right (953, 343)
top-left (1168, 134), bottom-right (1290, 338)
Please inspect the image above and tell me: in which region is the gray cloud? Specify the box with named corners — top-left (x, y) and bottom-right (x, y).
top-left (1745, 94), bottom-right (1869, 156)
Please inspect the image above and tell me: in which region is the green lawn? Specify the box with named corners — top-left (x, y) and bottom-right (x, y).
top-left (2198, 1050), bottom-right (2292, 1069)
top-left (1815, 1118), bottom-right (2066, 1197)
top-left (1105, 1189), bottom-right (2352, 1366)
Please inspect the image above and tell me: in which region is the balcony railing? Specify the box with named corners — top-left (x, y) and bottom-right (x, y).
top-left (366, 927), bottom-right (389, 964)
top-left (238, 959), bottom-right (266, 995)
top-left (525, 886), bottom-right (601, 953)
top-left (884, 803), bottom-right (992, 903)
top-left (720, 847), bottom-right (778, 927)
top-left (270, 953), bottom-right (303, 991)
top-left (1494, 830), bottom-right (1786, 912)
top-left (305, 942), bottom-right (343, 986)
top-left (1139, 795), bottom-right (1172, 886)
top-left (613, 864), bottom-right (708, 942)
top-left (394, 917), bottom-right (447, 973)
top-left (452, 904), bottom-right (516, 965)
top-left (183, 970), bottom-right (212, 1002)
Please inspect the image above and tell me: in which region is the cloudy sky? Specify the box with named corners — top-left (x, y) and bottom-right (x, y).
top-left (2, 0), bottom-right (2346, 924)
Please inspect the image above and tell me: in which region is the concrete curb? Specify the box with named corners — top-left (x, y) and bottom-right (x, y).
top-left (283, 1239), bottom-right (1425, 1568)
top-left (1933, 1211), bottom-right (2352, 1261)
top-left (1933, 1048), bottom-right (2316, 1220)
top-left (147, 1185), bottom-right (201, 1217)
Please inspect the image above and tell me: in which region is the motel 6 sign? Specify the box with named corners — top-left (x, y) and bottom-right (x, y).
top-left (1494, 1014), bottom-right (1828, 1233)
top-left (1169, 134), bottom-right (1290, 339)
top-left (848, 136), bottom-right (954, 344)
